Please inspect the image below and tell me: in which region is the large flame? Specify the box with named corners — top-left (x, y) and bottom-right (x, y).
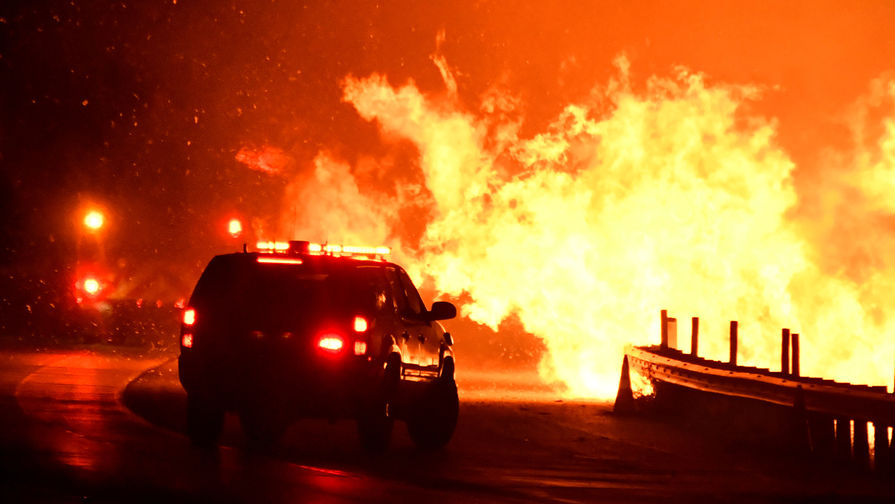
top-left (278, 55), bottom-right (895, 399)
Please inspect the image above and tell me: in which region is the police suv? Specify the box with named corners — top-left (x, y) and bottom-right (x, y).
top-left (178, 240), bottom-right (458, 451)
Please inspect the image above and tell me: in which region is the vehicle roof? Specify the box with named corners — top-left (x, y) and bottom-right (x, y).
top-left (211, 251), bottom-right (401, 271)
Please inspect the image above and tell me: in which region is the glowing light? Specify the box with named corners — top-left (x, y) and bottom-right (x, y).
top-left (182, 308), bottom-right (196, 326)
top-left (353, 316), bottom-right (368, 332)
top-left (256, 241), bottom-right (290, 251)
top-left (308, 243), bottom-right (323, 253)
top-left (354, 341), bottom-right (368, 355)
top-left (318, 335), bottom-right (344, 352)
top-left (228, 219), bottom-right (243, 237)
top-left (257, 257), bottom-right (303, 265)
top-left (342, 245), bottom-right (391, 256)
top-left (83, 210), bottom-right (104, 231)
top-left (82, 277), bottom-right (100, 296)
top-left (182, 333), bottom-right (193, 348)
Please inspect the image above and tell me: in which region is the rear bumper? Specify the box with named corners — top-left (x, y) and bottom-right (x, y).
top-left (179, 350), bottom-right (382, 417)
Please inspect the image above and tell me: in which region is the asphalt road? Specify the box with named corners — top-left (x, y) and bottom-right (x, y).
top-left (1, 345), bottom-right (893, 503)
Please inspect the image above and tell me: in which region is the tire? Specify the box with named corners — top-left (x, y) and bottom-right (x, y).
top-left (357, 357), bottom-right (399, 453)
top-left (186, 393), bottom-right (224, 448)
top-left (407, 377), bottom-right (459, 450)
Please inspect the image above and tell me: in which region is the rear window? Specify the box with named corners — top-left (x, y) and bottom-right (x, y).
top-left (188, 255), bottom-right (392, 323)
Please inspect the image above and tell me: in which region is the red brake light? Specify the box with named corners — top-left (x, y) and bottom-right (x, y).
top-left (353, 341), bottom-right (367, 355)
top-left (353, 316), bottom-right (368, 333)
top-left (183, 308), bottom-right (196, 326)
top-left (318, 335), bottom-right (344, 352)
top-left (256, 257), bottom-right (303, 265)
top-left (182, 333), bottom-right (194, 348)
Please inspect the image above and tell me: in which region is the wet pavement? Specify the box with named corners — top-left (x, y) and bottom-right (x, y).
top-left (1, 345), bottom-right (893, 502)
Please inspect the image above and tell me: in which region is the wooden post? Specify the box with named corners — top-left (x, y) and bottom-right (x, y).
top-left (781, 328), bottom-right (790, 375)
top-left (660, 310), bottom-right (668, 349)
top-left (690, 317), bottom-right (699, 356)
top-left (873, 421), bottom-right (889, 471)
top-left (835, 417), bottom-right (851, 462)
top-left (729, 321), bottom-right (738, 366)
top-left (667, 318), bottom-right (678, 350)
top-left (854, 419), bottom-right (870, 470)
top-left (791, 333), bottom-right (800, 377)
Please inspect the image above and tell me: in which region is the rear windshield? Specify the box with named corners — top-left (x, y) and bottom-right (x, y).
top-left (189, 255), bottom-right (389, 324)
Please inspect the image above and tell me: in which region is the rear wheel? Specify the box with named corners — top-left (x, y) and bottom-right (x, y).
top-left (407, 375), bottom-right (459, 450)
top-left (357, 357), bottom-right (399, 452)
top-left (186, 393), bottom-right (224, 448)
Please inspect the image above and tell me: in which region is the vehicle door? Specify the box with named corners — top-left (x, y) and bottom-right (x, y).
top-left (387, 268), bottom-right (440, 379)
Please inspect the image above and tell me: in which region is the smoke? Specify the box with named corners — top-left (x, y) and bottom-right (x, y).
top-left (276, 53), bottom-right (895, 398)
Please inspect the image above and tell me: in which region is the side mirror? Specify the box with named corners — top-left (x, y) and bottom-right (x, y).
top-left (427, 301), bottom-right (457, 321)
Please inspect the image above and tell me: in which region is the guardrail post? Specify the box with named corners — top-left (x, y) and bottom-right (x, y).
top-left (660, 310), bottom-right (668, 349)
top-left (791, 333), bottom-right (800, 377)
top-left (690, 317), bottom-right (699, 356)
top-left (810, 413), bottom-right (835, 457)
top-left (873, 421), bottom-right (889, 471)
top-left (729, 321), bottom-right (738, 365)
top-left (781, 328), bottom-right (790, 375)
top-left (835, 417), bottom-right (851, 462)
top-left (854, 419), bottom-right (870, 470)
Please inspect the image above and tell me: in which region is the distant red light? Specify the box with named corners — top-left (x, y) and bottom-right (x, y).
top-left (183, 308), bottom-right (196, 326)
top-left (353, 315), bottom-right (368, 333)
top-left (353, 341), bottom-right (368, 355)
top-left (182, 333), bottom-right (194, 348)
top-left (82, 277), bottom-right (100, 295)
top-left (228, 218), bottom-right (243, 238)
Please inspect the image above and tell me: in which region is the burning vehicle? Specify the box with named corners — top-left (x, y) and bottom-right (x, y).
top-left (178, 240), bottom-right (459, 451)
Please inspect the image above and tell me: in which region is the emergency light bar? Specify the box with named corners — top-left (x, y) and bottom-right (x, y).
top-left (256, 241), bottom-right (290, 251)
top-left (255, 240), bottom-right (391, 259)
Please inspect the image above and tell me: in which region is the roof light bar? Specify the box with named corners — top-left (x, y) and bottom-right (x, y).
top-left (256, 241), bottom-right (290, 251)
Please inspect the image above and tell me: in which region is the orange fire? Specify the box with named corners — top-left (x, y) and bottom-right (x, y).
top-left (279, 52), bottom-right (895, 399)
top-left (235, 145), bottom-right (290, 175)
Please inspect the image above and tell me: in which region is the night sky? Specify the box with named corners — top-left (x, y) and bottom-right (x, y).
top-left (3, 0), bottom-right (895, 328)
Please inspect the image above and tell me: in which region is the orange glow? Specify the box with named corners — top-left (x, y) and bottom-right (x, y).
top-left (354, 341), bottom-right (368, 355)
top-left (82, 277), bottom-right (100, 296)
top-left (83, 210), bottom-right (104, 231)
top-left (182, 308), bottom-right (196, 326)
top-left (235, 145), bottom-right (290, 175)
top-left (353, 316), bottom-right (368, 332)
top-left (256, 257), bottom-right (303, 265)
top-left (182, 333), bottom-right (194, 348)
top-left (308, 243), bottom-right (323, 253)
top-left (228, 218), bottom-right (243, 237)
top-left (271, 35), bottom-right (895, 399)
top-left (318, 335), bottom-right (344, 352)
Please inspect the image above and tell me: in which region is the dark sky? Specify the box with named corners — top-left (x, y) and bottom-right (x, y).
top-left (2, 0), bottom-right (894, 301)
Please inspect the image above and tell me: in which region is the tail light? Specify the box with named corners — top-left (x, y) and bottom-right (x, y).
top-left (353, 315), bottom-right (368, 333)
top-left (181, 308), bottom-right (196, 348)
top-left (353, 341), bottom-right (367, 355)
top-left (182, 308), bottom-right (196, 326)
top-left (318, 334), bottom-right (344, 352)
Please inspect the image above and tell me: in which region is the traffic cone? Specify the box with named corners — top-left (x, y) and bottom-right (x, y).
top-left (614, 355), bottom-right (635, 414)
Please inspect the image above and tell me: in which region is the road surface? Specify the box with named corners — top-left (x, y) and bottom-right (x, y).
top-left (1, 344), bottom-right (892, 502)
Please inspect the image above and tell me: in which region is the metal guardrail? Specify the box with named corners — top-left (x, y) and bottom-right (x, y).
top-left (615, 310), bottom-right (895, 472)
